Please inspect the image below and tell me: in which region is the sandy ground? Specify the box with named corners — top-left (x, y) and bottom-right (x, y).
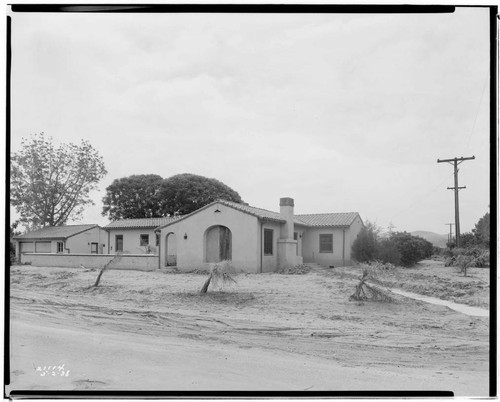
top-left (6, 260), bottom-right (490, 395)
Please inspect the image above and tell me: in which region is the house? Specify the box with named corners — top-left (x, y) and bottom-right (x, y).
top-left (13, 224), bottom-right (107, 260)
top-left (155, 197), bottom-right (363, 273)
top-left (103, 217), bottom-right (181, 254)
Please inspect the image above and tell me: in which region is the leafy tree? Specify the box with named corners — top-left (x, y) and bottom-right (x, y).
top-left (160, 173), bottom-right (243, 216)
top-left (11, 133), bottom-right (107, 229)
top-left (459, 232), bottom-right (478, 249)
top-left (102, 174), bottom-right (166, 220)
top-left (351, 221), bottom-right (380, 263)
top-left (472, 211), bottom-right (490, 247)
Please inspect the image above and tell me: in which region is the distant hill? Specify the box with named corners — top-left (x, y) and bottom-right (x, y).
top-left (411, 231), bottom-right (449, 248)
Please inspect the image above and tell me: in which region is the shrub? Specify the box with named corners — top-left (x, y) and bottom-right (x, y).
top-left (10, 242), bottom-right (16, 265)
top-left (376, 237), bottom-right (401, 265)
top-left (352, 224), bottom-right (434, 267)
top-left (445, 247), bottom-right (490, 269)
top-left (352, 221), bottom-right (379, 263)
top-left (388, 232), bottom-right (433, 267)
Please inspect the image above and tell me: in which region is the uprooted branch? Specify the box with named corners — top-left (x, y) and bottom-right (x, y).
top-left (200, 260), bottom-right (237, 294)
top-left (350, 269), bottom-right (394, 302)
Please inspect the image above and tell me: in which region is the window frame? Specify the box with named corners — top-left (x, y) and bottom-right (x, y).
top-left (263, 229), bottom-right (273, 256)
top-left (319, 233), bottom-right (333, 253)
top-left (56, 241), bottom-right (64, 253)
top-left (140, 234), bottom-right (149, 247)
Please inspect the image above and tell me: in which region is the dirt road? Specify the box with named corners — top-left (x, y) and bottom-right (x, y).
top-left (7, 263), bottom-right (490, 395)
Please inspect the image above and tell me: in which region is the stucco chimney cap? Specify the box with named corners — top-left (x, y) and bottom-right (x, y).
top-left (280, 197), bottom-right (294, 207)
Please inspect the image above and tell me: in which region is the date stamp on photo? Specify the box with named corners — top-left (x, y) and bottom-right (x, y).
top-left (33, 363), bottom-right (70, 377)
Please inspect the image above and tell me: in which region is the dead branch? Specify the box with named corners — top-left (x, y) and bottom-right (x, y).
top-left (200, 273), bottom-right (213, 294)
top-left (91, 254), bottom-right (122, 288)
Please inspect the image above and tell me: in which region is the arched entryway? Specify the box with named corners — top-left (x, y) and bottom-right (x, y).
top-left (164, 232), bottom-right (177, 267)
top-left (205, 225), bottom-right (232, 263)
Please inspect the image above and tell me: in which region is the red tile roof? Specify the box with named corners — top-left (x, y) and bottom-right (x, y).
top-left (295, 212), bottom-right (360, 227)
top-left (155, 199), bottom-right (361, 230)
top-left (13, 224), bottom-right (98, 240)
top-left (104, 216), bottom-right (181, 230)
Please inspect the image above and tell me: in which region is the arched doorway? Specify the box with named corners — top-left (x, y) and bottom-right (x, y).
top-left (165, 232), bottom-right (177, 267)
top-left (205, 225), bottom-right (232, 263)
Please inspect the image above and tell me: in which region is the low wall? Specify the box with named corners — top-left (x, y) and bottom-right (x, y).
top-left (20, 253), bottom-right (158, 271)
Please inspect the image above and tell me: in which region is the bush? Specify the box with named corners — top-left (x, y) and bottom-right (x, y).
top-left (376, 237), bottom-right (401, 265)
top-left (9, 242), bottom-right (16, 265)
top-left (352, 225), bottom-right (434, 267)
top-left (352, 222), bottom-right (379, 263)
top-left (445, 247), bottom-right (490, 269)
top-left (389, 232), bottom-right (433, 267)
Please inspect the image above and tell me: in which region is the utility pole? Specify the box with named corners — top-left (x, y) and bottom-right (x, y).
top-left (445, 223), bottom-right (455, 245)
top-left (437, 156), bottom-right (475, 247)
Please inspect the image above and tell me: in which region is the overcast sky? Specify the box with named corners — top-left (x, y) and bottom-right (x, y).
top-left (9, 7), bottom-right (491, 234)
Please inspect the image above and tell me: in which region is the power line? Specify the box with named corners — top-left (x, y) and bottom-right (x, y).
top-left (388, 171), bottom-right (454, 222)
top-left (465, 75), bottom-right (488, 151)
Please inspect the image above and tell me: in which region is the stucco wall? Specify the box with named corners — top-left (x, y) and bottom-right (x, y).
top-left (107, 229), bottom-right (159, 255)
top-left (66, 227), bottom-right (107, 254)
top-left (159, 202), bottom-right (260, 273)
top-left (20, 253), bottom-right (158, 271)
top-left (301, 227), bottom-right (351, 267)
top-left (261, 221), bottom-right (282, 273)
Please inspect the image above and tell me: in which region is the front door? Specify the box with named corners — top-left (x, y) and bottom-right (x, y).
top-left (219, 226), bottom-right (231, 261)
top-left (206, 226), bottom-right (232, 263)
top-left (115, 235), bottom-right (123, 253)
top-left (90, 242), bottom-right (98, 254)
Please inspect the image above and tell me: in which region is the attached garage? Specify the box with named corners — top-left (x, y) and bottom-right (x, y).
top-left (19, 242), bottom-right (34, 254)
top-left (13, 224), bottom-right (107, 264)
top-left (35, 241), bottom-right (52, 253)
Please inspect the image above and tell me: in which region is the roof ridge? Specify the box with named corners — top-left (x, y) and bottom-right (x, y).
top-left (218, 199), bottom-right (280, 215)
top-left (295, 212), bottom-right (358, 216)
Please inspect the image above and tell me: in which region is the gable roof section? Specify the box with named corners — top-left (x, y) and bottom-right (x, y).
top-left (13, 224), bottom-right (98, 240)
top-left (155, 199), bottom-right (286, 230)
top-left (294, 212), bottom-right (360, 227)
top-left (155, 199), bottom-right (361, 230)
top-left (104, 216), bottom-right (181, 230)
top-left (217, 200), bottom-right (286, 222)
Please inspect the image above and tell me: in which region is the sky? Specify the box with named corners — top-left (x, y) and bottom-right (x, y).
top-left (8, 6), bottom-right (492, 235)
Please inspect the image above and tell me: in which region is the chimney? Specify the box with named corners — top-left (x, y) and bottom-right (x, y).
top-left (279, 197), bottom-right (294, 240)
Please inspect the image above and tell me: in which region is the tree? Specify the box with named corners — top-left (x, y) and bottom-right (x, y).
top-left (472, 212), bottom-right (490, 248)
top-left (459, 232), bottom-right (478, 248)
top-left (351, 221), bottom-right (380, 263)
top-left (9, 221), bottom-right (21, 264)
top-left (102, 174), bottom-right (166, 220)
top-left (11, 133), bottom-right (107, 229)
top-left (160, 173), bottom-right (243, 216)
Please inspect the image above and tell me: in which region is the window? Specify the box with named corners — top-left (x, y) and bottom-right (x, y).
top-left (140, 234), bottom-right (149, 247)
top-left (57, 241), bottom-right (64, 253)
top-left (156, 233), bottom-right (160, 247)
top-left (319, 234), bottom-right (333, 253)
top-left (264, 229), bottom-right (273, 255)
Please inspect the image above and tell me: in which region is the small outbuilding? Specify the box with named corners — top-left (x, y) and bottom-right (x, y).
top-left (155, 198), bottom-right (363, 273)
top-left (14, 224), bottom-right (107, 261)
